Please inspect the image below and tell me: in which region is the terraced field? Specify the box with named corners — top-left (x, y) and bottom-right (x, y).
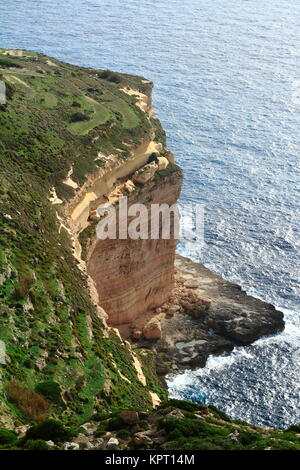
top-left (67, 96), bottom-right (111, 135)
top-left (0, 50), bottom-right (144, 138)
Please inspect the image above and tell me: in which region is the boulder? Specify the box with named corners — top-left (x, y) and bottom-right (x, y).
top-left (80, 422), bottom-right (96, 435)
top-left (119, 410), bottom-right (140, 425)
top-left (35, 357), bottom-right (46, 371)
top-left (72, 433), bottom-right (88, 444)
top-left (184, 280), bottom-right (199, 289)
top-left (228, 430), bottom-right (239, 443)
top-left (143, 319), bottom-right (162, 340)
top-left (157, 157), bottom-right (169, 170)
top-left (46, 440), bottom-right (55, 448)
top-left (106, 437), bottom-right (119, 450)
top-left (165, 409), bottom-right (185, 419)
top-left (132, 162), bottom-right (157, 184)
top-left (93, 438), bottom-right (104, 450)
top-left (82, 441), bottom-right (94, 450)
top-left (15, 425), bottom-right (29, 436)
top-left (133, 431), bottom-right (153, 446)
top-left (63, 442), bottom-right (80, 450)
top-left (124, 180), bottom-right (136, 194)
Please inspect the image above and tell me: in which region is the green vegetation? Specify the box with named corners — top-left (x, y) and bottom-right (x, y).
top-left (0, 49), bottom-right (165, 430)
top-left (1, 400), bottom-right (299, 450)
top-left (154, 401), bottom-right (300, 451)
top-left (0, 57), bottom-right (22, 69)
top-left (0, 428), bottom-right (17, 445)
top-left (0, 49), bottom-right (295, 451)
top-left (35, 381), bottom-right (63, 406)
top-left (24, 439), bottom-right (51, 450)
top-left (25, 419), bottom-right (74, 443)
top-left (68, 96), bottom-right (111, 135)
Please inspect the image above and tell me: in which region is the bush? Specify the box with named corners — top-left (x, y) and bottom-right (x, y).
top-left (26, 419), bottom-right (73, 443)
top-left (158, 417), bottom-right (230, 441)
top-left (157, 399), bottom-right (206, 413)
top-left (0, 58), bottom-right (22, 69)
top-left (24, 439), bottom-right (51, 450)
top-left (69, 112), bottom-right (89, 123)
top-left (172, 437), bottom-right (224, 450)
top-left (35, 381), bottom-right (63, 406)
top-left (7, 380), bottom-right (49, 422)
top-left (238, 430), bottom-right (259, 446)
top-left (287, 424), bottom-right (300, 433)
top-left (106, 416), bottom-right (125, 431)
top-left (95, 416), bottom-right (125, 436)
top-left (98, 70), bottom-right (122, 84)
top-left (172, 436), bottom-right (243, 451)
top-left (0, 429), bottom-right (17, 445)
top-left (116, 429), bottom-right (131, 439)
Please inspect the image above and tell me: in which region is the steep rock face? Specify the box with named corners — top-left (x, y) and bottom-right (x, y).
top-left (86, 167), bottom-right (183, 325)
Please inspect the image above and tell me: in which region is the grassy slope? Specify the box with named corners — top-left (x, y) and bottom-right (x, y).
top-left (0, 49), bottom-right (166, 428)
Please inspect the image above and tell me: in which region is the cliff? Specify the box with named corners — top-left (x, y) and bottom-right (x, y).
top-left (0, 49), bottom-right (286, 443)
top-left (85, 167), bottom-right (182, 325)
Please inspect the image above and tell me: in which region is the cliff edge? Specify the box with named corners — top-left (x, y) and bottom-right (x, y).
top-left (0, 49), bottom-right (284, 435)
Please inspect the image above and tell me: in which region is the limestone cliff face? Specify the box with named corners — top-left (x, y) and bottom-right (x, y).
top-left (86, 168), bottom-right (183, 325)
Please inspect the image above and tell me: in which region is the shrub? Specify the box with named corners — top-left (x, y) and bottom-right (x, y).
top-left (26, 419), bottom-right (73, 443)
top-left (0, 429), bottom-right (17, 445)
top-left (172, 436), bottom-right (244, 451)
top-left (7, 380), bottom-right (49, 422)
top-left (95, 416), bottom-right (125, 436)
top-left (95, 416), bottom-right (130, 436)
top-left (172, 437), bottom-right (224, 450)
top-left (92, 412), bottom-right (111, 422)
top-left (157, 399), bottom-right (206, 413)
top-left (238, 430), bottom-right (259, 446)
top-left (24, 439), bottom-right (51, 450)
top-left (147, 152), bottom-right (159, 164)
top-left (116, 429), bottom-right (131, 439)
top-left (287, 424), bottom-right (300, 433)
top-left (158, 417), bottom-right (230, 441)
top-left (69, 112), bottom-right (89, 123)
top-left (35, 381), bottom-right (63, 406)
top-left (106, 416), bottom-right (125, 431)
top-left (0, 58), bottom-right (22, 69)
top-left (99, 70), bottom-right (122, 83)
top-left (158, 417), bottom-right (204, 439)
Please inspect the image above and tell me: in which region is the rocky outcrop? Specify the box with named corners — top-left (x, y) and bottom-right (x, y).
top-left (123, 255), bottom-right (284, 373)
top-left (86, 166), bottom-right (183, 325)
top-left (132, 162), bottom-right (157, 184)
top-left (176, 256), bottom-right (285, 344)
top-left (61, 74), bottom-right (284, 388)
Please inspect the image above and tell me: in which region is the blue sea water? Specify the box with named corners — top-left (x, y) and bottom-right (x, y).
top-left (1, 0), bottom-right (299, 428)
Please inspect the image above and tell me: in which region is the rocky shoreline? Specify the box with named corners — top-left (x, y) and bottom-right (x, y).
top-left (117, 255), bottom-right (284, 376)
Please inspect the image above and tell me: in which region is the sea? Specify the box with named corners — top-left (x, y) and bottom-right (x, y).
top-left (1, 0), bottom-right (299, 428)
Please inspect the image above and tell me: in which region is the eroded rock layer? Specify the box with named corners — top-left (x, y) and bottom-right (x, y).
top-left (86, 167), bottom-right (183, 325)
